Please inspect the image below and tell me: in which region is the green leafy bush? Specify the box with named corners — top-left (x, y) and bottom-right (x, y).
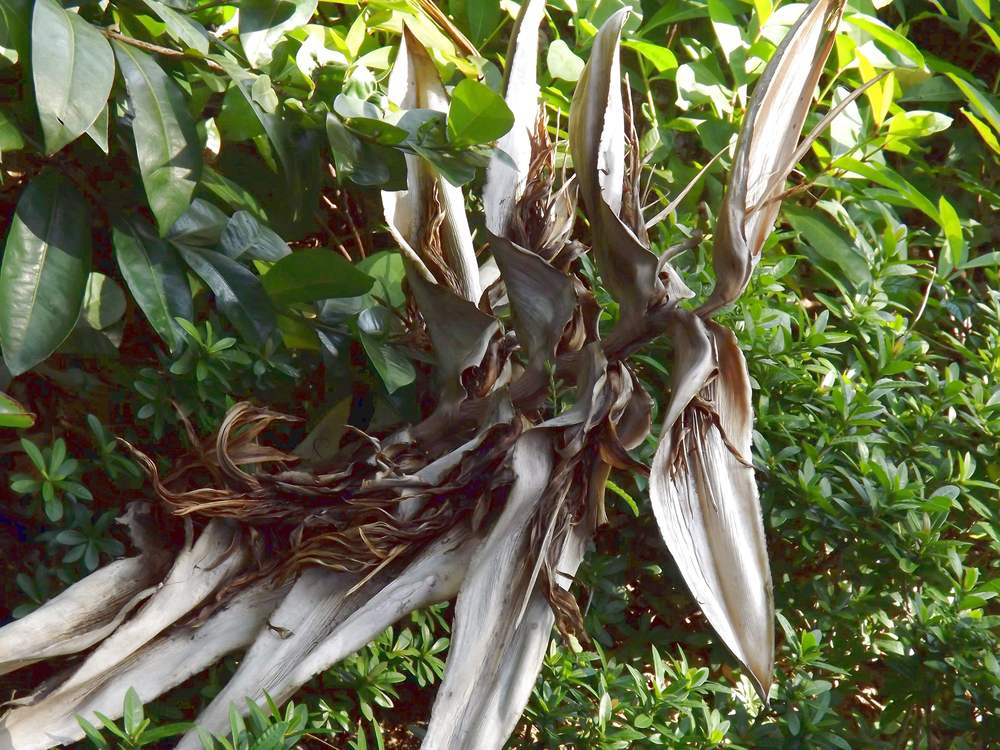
top-left (1, 0), bottom-right (997, 747)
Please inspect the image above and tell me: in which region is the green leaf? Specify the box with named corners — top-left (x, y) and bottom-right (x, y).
top-left (844, 14), bottom-right (924, 68)
top-left (240, 0), bottom-right (318, 69)
top-left (85, 104), bottom-right (110, 154)
top-left (946, 73), bottom-right (1000, 135)
top-left (220, 211), bottom-right (291, 261)
top-left (176, 245), bottom-right (277, 346)
top-left (623, 39), bottom-right (678, 73)
top-left (326, 113), bottom-right (407, 187)
top-left (0, 170), bottom-right (91, 375)
top-left (81, 273), bottom-right (127, 331)
top-left (141, 0), bottom-right (210, 55)
top-left (0, 0), bottom-right (30, 67)
top-left (124, 687), bottom-right (145, 737)
top-left (937, 196), bottom-right (965, 270)
top-left (31, 0), bottom-right (115, 154)
top-left (960, 251), bottom-right (1000, 269)
top-left (0, 108), bottom-right (26, 155)
top-left (76, 715), bottom-right (110, 750)
top-left (359, 332), bottom-right (414, 394)
top-left (113, 42), bottom-right (202, 235)
top-left (784, 205), bottom-right (872, 289)
top-left (113, 219), bottom-right (193, 352)
top-left (0, 391), bottom-right (34, 428)
top-left (466, 0), bottom-right (500, 44)
top-left (447, 79), bottom-right (514, 147)
top-left (547, 39), bottom-right (585, 82)
top-left (262, 248), bottom-right (373, 306)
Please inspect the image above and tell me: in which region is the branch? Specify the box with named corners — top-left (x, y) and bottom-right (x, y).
top-left (101, 29), bottom-right (225, 73)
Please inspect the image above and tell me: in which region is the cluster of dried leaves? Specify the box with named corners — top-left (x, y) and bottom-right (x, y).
top-left (0, 1), bottom-right (859, 747)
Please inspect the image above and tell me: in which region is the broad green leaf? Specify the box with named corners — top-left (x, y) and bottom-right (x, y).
top-left (0, 390), bottom-right (34, 428)
top-left (844, 14), bottom-right (924, 68)
top-left (0, 170), bottom-right (91, 375)
top-left (623, 39), bottom-right (678, 73)
top-left (240, 0), bottom-right (318, 69)
top-left (466, 0), bottom-right (501, 44)
top-left (212, 54), bottom-right (298, 207)
top-left (113, 220), bottom-right (191, 352)
top-left (358, 329), bottom-right (415, 394)
top-left (220, 211), bottom-right (290, 261)
top-left (81, 272), bottom-right (127, 331)
top-left (168, 200), bottom-right (229, 249)
top-left (141, 0), bottom-right (210, 55)
top-left (886, 110), bottom-right (952, 140)
top-left (547, 38), bottom-right (585, 81)
top-left (784, 205), bottom-right (872, 288)
top-left (113, 42), bottom-right (202, 235)
top-left (262, 248), bottom-right (373, 306)
top-left (326, 113), bottom-right (407, 187)
top-left (447, 79), bottom-right (515, 146)
top-left (32, 0), bottom-right (115, 154)
top-left (176, 245), bottom-right (277, 346)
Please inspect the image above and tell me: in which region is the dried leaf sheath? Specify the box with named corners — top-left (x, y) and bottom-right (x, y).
top-left (701, 0), bottom-right (845, 316)
top-left (381, 27), bottom-right (481, 303)
top-left (483, 0), bottom-right (547, 236)
top-left (650, 314), bottom-right (773, 698)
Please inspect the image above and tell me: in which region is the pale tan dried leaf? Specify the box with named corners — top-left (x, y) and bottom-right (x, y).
top-left (382, 27), bottom-right (481, 302)
top-left (490, 231), bottom-right (575, 373)
top-left (0, 582), bottom-right (289, 750)
top-left (700, 0), bottom-right (844, 316)
top-left (483, 0), bottom-right (547, 236)
top-left (650, 316), bottom-right (774, 699)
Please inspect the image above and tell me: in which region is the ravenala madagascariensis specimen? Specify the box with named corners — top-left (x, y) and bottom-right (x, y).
top-left (0, 0), bottom-right (869, 747)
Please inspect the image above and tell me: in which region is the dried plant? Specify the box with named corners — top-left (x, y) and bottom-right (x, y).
top-left (0, 1), bottom-right (859, 747)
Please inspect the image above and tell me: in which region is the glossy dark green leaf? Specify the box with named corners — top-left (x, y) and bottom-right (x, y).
top-left (326, 113), bottom-right (407, 188)
top-left (220, 211), bottom-right (290, 261)
top-left (32, 0), bottom-right (115, 154)
top-left (262, 248), bottom-right (373, 306)
top-left (0, 390), bottom-right (35, 428)
top-left (358, 330), bottom-right (414, 395)
top-left (176, 245), bottom-right (277, 346)
top-left (113, 42), bottom-right (202, 235)
top-left (113, 219), bottom-right (193, 352)
top-left (240, 0), bottom-right (318, 68)
top-left (447, 78), bottom-right (515, 147)
top-left (0, 170), bottom-right (91, 375)
top-left (168, 199), bottom-right (229, 246)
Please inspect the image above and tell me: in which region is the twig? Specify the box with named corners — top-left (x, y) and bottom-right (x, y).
top-left (101, 29), bottom-right (225, 73)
